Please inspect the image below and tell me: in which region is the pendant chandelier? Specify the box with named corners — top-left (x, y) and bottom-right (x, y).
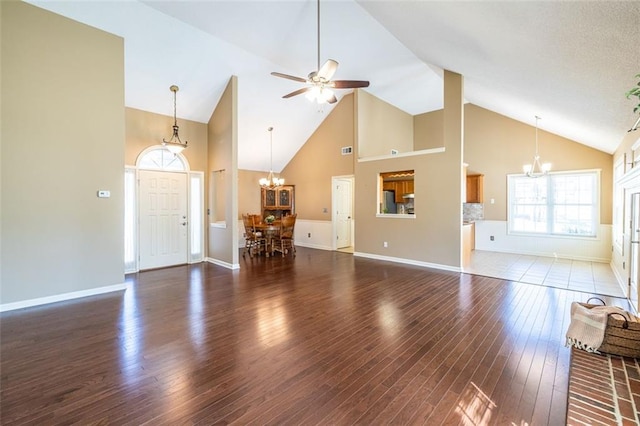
top-left (523, 115), bottom-right (551, 178)
top-left (162, 85), bottom-right (188, 154)
top-left (259, 127), bottom-right (284, 189)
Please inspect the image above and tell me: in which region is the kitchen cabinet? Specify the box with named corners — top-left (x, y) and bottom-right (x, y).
top-left (261, 185), bottom-right (294, 219)
top-left (392, 180), bottom-right (414, 203)
top-left (466, 174), bottom-right (484, 203)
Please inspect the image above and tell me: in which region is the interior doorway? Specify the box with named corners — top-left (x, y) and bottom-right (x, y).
top-left (332, 175), bottom-right (354, 252)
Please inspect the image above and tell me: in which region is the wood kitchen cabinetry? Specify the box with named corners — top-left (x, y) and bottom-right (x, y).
top-left (261, 185), bottom-right (294, 219)
top-left (462, 222), bottom-right (475, 267)
top-left (466, 174), bottom-right (484, 203)
top-left (383, 180), bottom-right (414, 203)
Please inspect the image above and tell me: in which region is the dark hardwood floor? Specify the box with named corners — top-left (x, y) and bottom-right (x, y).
top-left (1, 247), bottom-right (632, 425)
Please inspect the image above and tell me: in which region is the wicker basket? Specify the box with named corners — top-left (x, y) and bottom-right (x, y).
top-left (579, 299), bottom-right (640, 359)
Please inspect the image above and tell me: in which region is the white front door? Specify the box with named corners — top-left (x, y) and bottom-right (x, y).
top-left (334, 177), bottom-right (353, 249)
top-left (139, 170), bottom-right (188, 270)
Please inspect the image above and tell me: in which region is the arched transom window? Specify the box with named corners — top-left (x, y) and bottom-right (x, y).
top-left (136, 146), bottom-right (189, 171)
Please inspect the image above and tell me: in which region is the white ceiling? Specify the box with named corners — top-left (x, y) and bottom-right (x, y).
top-left (29, 1), bottom-right (640, 171)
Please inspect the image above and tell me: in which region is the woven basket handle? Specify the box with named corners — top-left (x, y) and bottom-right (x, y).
top-left (608, 312), bottom-right (630, 329)
top-left (586, 297), bottom-right (606, 305)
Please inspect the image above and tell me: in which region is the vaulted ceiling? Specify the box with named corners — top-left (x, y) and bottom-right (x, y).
top-left (29, 1), bottom-right (640, 171)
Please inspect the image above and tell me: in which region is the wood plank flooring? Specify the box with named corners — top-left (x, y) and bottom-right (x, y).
top-left (1, 247), bottom-right (633, 425)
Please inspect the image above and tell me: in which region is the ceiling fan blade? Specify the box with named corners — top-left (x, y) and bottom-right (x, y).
top-left (317, 59), bottom-right (338, 80)
top-left (283, 87), bottom-right (312, 99)
top-left (332, 80), bottom-right (370, 89)
top-left (327, 94), bottom-right (338, 104)
top-left (271, 72), bottom-right (308, 83)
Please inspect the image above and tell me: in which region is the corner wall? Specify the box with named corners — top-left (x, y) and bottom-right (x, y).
top-left (207, 76), bottom-right (239, 268)
top-left (354, 71), bottom-right (464, 269)
top-left (1, 1), bottom-right (125, 306)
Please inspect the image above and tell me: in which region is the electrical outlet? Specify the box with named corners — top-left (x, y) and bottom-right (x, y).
top-left (383, 241), bottom-right (388, 248)
top-left (308, 233), bottom-right (311, 238)
top-left (490, 236), bottom-right (495, 241)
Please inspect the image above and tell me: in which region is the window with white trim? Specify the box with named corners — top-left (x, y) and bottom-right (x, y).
top-left (508, 170), bottom-right (600, 237)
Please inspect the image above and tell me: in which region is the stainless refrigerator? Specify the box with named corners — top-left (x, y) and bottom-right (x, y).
top-left (382, 190), bottom-right (397, 213)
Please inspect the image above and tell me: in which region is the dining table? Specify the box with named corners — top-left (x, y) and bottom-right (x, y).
top-left (253, 221), bottom-right (281, 256)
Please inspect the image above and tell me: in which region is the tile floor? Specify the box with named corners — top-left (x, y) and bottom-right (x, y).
top-left (465, 250), bottom-right (626, 298)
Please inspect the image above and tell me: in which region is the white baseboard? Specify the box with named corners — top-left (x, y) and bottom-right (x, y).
top-left (610, 260), bottom-right (628, 293)
top-left (295, 241), bottom-right (333, 251)
top-left (206, 257), bottom-right (240, 270)
top-left (354, 252), bottom-right (461, 273)
top-left (0, 282), bottom-right (128, 313)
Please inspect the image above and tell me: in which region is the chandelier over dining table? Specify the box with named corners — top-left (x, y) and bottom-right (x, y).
top-left (259, 126), bottom-right (284, 189)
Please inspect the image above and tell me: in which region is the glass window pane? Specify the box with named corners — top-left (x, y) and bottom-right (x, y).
top-left (124, 168), bottom-right (137, 272)
top-left (190, 174), bottom-right (203, 261)
top-left (509, 171), bottom-right (598, 238)
top-left (138, 148), bottom-right (186, 171)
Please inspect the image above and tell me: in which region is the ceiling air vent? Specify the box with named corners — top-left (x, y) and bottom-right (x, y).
top-left (341, 146), bottom-right (353, 155)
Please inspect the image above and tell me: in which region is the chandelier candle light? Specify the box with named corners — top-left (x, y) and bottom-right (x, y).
top-left (259, 127), bottom-right (284, 189)
top-left (162, 85), bottom-right (188, 154)
top-left (523, 115), bottom-right (551, 178)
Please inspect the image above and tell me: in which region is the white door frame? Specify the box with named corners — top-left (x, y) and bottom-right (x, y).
top-left (331, 175), bottom-right (355, 251)
top-left (124, 146), bottom-right (204, 273)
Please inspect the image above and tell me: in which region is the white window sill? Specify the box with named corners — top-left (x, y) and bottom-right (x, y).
top-left (376, 213), bottom-right (416, 219)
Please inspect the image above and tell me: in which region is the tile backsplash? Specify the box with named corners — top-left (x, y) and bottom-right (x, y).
top-left (463, 203), bottom-right (484, 221)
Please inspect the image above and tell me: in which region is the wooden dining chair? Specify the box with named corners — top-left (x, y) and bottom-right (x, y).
top-left (242, 214), bottom-right (266, 258)
top-left (271, 213), bottom-right (296, 257)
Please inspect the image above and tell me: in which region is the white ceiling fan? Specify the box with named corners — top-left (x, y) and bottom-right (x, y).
top-left (271, 0), bottom-right (370, 104)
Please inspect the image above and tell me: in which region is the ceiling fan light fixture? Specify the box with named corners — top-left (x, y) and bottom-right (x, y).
top-left (270, 0), bottom-right (369, 104)
top-left (162, 85), bottom-right (188, 154)
top-left (305, 86), bottom-right (334, 104)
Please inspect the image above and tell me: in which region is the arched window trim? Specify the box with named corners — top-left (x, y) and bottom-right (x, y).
top-left (135, 145), bottom-right (190, 172)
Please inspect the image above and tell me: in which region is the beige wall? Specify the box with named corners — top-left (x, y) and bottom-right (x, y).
top-left (354, 71), bottom-right (465, 268)
top-left (280, 93), bottom-right (356, 221)
top-left (238, 170), bottom-right (265, 218)
top-left (1, 1), bottom-right (125, 304)
top-left (415, 104), bottom-right (613, 223)
top-left (357, 90), bottom-right (413, 158)
top-left (414, 109), bottom-right (444, 150)
top-left (207, 76), bottom-right (239, 265)
top-left (125, 107), bottom-right (208, 171)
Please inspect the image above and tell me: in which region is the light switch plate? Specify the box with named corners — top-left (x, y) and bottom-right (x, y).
top-left (97, 190), bottom-right (110, 198)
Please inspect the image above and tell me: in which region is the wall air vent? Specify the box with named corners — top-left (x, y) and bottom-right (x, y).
top-left (341, 146), bottom-right (353, 155)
